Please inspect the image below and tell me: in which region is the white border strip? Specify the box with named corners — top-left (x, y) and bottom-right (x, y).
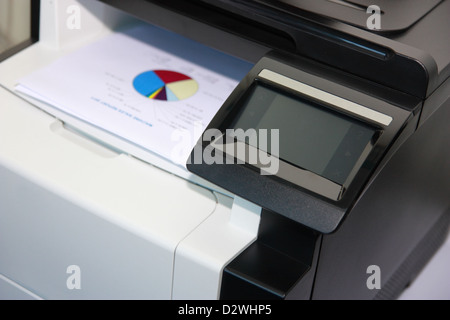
top-left (259, 69), bottom-right (393, 126)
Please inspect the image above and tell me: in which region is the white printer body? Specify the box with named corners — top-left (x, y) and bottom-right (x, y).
top-left (0, 0), bottom-right (262, 299)
top-left (1, 0), bottom-right (449, 300)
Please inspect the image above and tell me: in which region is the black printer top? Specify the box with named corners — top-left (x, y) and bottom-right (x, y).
top-left (100, 0), bottom-right (450, 98)
top-left (260, 0), bottom-right (443, 33)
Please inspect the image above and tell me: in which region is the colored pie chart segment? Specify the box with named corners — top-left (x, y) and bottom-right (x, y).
top-left (133, 70), bottom-right (199, 101)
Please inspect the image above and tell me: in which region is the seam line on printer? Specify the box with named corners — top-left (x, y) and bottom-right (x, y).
top-left (308, 235), bottom-right (324, 300)
top-left (170, 190), bottom-right (220, 299)
top-left (0, 273), bottom-right (44, 300)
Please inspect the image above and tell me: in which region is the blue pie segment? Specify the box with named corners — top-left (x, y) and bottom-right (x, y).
top-left (133, 70), bottom-right (198, 101)
top-left (133, 71), bottom-right (165, 97)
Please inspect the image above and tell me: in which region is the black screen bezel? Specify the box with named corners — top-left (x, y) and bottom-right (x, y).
top-left (226, 80), bottom-right (381, 190)
top-left (187, 53), bottom-right (413, 233)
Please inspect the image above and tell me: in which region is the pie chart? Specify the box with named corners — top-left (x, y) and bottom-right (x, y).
top-left (133, 70), bottom-right (199, 101)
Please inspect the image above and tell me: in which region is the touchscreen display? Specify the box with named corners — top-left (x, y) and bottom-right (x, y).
top-left (231, 84), bottom-right (377, 184)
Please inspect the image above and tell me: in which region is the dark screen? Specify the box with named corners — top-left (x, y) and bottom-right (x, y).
top-left (232, 84), bottom-right (376, 184)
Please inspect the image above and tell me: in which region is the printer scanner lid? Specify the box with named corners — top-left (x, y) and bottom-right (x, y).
top-left (100, 0), bottom-right (450, 98)
top-left (257, 0), bottom-right (443, 33)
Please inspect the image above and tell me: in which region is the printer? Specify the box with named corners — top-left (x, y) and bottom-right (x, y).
top-left (0, 0), bottom-right (449, 300)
